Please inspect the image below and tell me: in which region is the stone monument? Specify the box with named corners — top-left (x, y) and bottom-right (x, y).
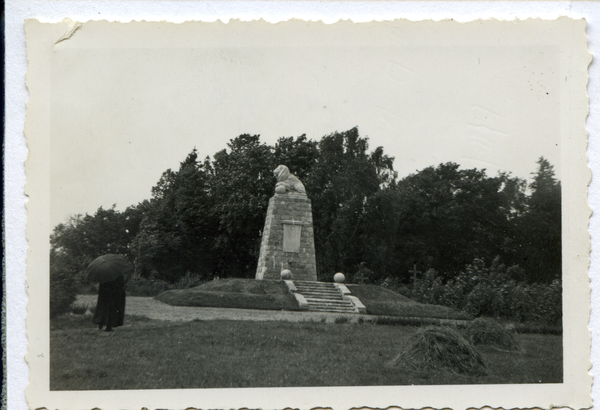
top-left (255, 165), bottom-right (318, 281)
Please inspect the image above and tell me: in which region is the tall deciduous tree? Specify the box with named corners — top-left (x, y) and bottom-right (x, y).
top-left (208, 135), bottom-right (276, 277)
top-left (273, 134), bottom-right (319, 182)
top-left (305, 127), bottom-right (397, 279)
top-left (50, 204), bottom-right (144, 311)
top-left (392, 163), bottom-right (527, 280)
top-left (50, 205), bottom-right (141, 273)
top-left (516, 157), bottom-right (562, 283)
top-left (131, 149), bottom-right (217, 280)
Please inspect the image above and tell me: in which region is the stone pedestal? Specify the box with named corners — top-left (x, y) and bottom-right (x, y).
top-left (256, 193), bottom-right (317, 281)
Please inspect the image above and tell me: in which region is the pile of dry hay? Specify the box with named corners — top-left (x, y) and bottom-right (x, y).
top-left (387, 326), bottom-right (488, 376)
top-left (465, 318), bottom-right (524, 352)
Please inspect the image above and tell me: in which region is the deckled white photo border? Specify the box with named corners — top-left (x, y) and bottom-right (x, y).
top-left (6, 2), bottom-right (600, 410)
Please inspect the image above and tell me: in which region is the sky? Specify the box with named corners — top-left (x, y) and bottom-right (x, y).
top-left (49, 23), bottom-right (561, 228)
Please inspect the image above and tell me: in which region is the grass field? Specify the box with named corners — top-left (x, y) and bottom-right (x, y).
top-left (50, 315), bottom-right (562, 390)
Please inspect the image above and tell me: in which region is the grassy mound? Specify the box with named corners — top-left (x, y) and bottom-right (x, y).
top-left (465, 318), bottom-right (524, 352)
top-left (156, 279), bottom-right (472, 320)
top-left (155, 279), bottom-right (300, 311)
top-left (193, 278), bottom-right (287, 294)
top-left (347, 285), bottom-right (472, 321)
top-left (387, 326), bottom-right (488, 376)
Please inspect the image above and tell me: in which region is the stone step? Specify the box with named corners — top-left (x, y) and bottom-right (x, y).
top-left (307, 306), bottom-right (356, 313)
top-left (296, 289), bottom-right (341, 294)
top-left (294, 286), bottom-right (339, 292)
top-left (306, 299), bottom-right (357, 310)
top-left (304, 298), bottom-right (352, 305)
top-left (295, 287), bottom-right (339, 293)
top-left (294, 281), bottom-right (336, 287)
top-left (305, 297), bottom-right (354, 304)
top-left (291, 280), bottom-right (361, 314)
top-left (303, 294), bottom-right (346, 300)
top-left (298, 290), bottom-right (342, 296)
top-left (301, 294), bottom-right (344, 300)
top-left (305, 299), bottom-right (355, 306)
top-left (294, 282), bottom-right (336, 286)
top-left (295, 282), bottom-right (335, 286)
top-left (308, 305), bottom-right (355, 310)
top-left (303, 296), bottom-right (344, 301)
top-left (308, 306), bottom-right (357, 313)
top-left (297, 289), bottom-right (342, 297)
top-left (294, 280), bottom-right (334, 288)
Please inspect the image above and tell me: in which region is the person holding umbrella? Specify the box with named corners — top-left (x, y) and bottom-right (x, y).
top-left (87, 254), bottom-right (130, 332)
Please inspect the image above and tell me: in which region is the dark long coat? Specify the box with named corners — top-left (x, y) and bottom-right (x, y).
top-left (93, 275), bottom-right (126, 328)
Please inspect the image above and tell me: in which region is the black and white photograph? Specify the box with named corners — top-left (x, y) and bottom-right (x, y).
top-left (14, 9), bottom-right (593, 410)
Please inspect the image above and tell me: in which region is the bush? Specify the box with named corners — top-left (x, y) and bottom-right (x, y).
top-left (126, 272), bottom-right (209, 296)
top-left (126, 276), bottom-right (169, 296)
top-left (50, 253), bottom-right (78, 318)
top-left (400, 258), bottom-right (562, 326)
top-left (464, 282), bottom-right (503, 317)
top-left (169, 271), bottom-right (207, 290)
top-left (381, 277), bottom-right (411, 297)
top-left (408, 269), bottom-right (445, 305)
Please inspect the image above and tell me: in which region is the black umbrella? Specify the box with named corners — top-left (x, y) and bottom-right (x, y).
top-left (87, 254), bottom-right (132, 283)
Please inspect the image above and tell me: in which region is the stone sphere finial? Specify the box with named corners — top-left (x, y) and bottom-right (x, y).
top-left (281, 269), bottom-right (293, 280)
top-left (334, 272), bottom-right (345, 283)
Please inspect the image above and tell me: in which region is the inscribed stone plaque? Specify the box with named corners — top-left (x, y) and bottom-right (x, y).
top-left (283, 223), bottom-right (302, 252)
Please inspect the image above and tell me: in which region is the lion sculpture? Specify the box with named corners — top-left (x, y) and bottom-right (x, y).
top-left (274, 165), bottom-right (306, 195)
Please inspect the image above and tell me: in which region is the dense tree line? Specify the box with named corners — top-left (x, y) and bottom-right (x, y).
top-left (50, 128), bottom-right (561, 289)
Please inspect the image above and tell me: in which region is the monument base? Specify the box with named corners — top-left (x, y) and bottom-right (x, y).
top-left (256, 193), bottom-right (318, 281)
